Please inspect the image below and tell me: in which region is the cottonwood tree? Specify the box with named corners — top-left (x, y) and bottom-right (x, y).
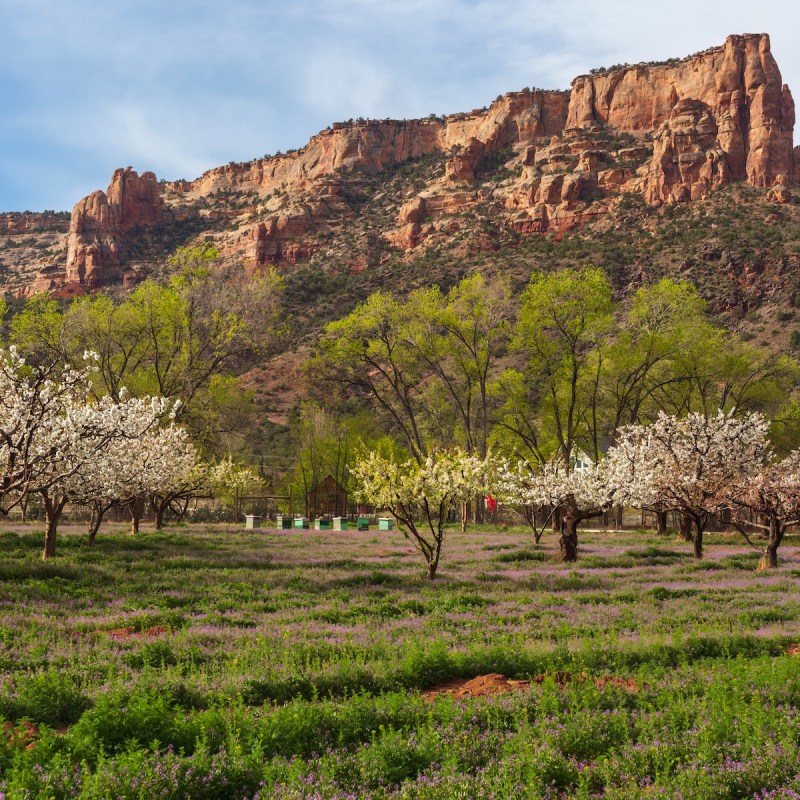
top-left (314, 292), bottom-right (430, 461)
top-left (725, 451), bottom-right (800, 569)
top-left (10, 243), bottom-right (284, 451)
top-left (513, 266), bottom-right (614, 468)
top-left (313, 274), bottom-right (512, 471)
top-left (352, 449), bottom-right (492, 579)
top-left (609, 411), bottom-right (770, 558)
top-left (601, 278), bottom-right (713, 434)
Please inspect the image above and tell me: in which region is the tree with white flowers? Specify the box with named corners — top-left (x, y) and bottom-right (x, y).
top-left (552, 461), bottom-right (615, 561)
top-left (0, 348), bottom-right (94, 516)
top-left (607, 410), bottom-right (770, 558)
top-left (493, 459), bottom-right (562, 543)
top-left (50, 395), bottom-right (176, 546)
top-left (0, 348), bottom-right (177, 557)
top-left (725, 450), bottom-right (800, 569)
top-left (494, 456), bottom-right (615, 560)
top-left (352, 449), bottom-right (493, 579)
top-left (146, 427), bottom-right (206, 532)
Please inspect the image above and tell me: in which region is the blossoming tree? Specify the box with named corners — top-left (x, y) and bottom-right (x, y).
top-left (725, 450), bottom-right (800, 569)
top-left (351, 449), bottom-right (493, 579)
top-left (607, 410), bottom-right (770, 558)
top-left (493, 459), bottom-right (562, 543)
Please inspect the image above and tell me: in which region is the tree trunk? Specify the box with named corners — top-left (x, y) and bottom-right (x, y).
top-left (758, 519), bottom-right (783, 570)
top-left (41, 493), bottom-right (66, 560)
top-left (154, 498), bottom-right (168, 532)
top-left (679, 514), bottom-right (692, 542)
top-left (129, 497), bottom-right (142, 536)
top-left (655, 510), bottom-right (668, 536)
top-left (692, 518), bottom-right (704, 559)
top-left (559, 517), bottom-right (579, 562)
top-left (460, 501), bottom-right (468, 534)
top-left (88, 505), bottom-right (106, 545)
top-left (473, 493), bottom-right (484, 525)
top-left (614, 504), bottom-right (623, 530)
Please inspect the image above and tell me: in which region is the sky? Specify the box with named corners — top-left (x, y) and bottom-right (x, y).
top-left (1, 0), bottom-right (799, 213)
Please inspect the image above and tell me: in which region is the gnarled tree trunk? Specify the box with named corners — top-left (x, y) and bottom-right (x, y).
top-left (692, 517), bottom-right (705, 559)
top-left (678, 513), bottom-right (692, 542)
top-left (559, 516), bottom-right (579, 562)
top-left (129, 497), bottom-right (143, 535)
top-left (758, 519), bottom-right (784, 570)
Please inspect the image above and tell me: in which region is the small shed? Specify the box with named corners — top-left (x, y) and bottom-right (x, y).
top-left (307, 474), bottom-right (348, 519)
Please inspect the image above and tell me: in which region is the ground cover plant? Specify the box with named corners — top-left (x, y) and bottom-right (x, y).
top-left (1, 522), bottom-right (800, 798)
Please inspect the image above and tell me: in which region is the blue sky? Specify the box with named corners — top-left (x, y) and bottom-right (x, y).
top-left (1, 0), bottom-right (798, 212)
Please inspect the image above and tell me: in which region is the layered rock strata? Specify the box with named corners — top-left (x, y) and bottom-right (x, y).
top-left (58, 33), bottom-right (795, 287)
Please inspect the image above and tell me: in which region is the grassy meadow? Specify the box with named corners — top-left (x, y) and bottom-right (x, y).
top-left (1, 522), bottom-right (800, 798)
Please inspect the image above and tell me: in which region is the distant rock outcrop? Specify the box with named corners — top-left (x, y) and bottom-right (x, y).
top-left (568, 34), bottom-right (794, 195)
top-left (66, 167), bottom-right (162, 287)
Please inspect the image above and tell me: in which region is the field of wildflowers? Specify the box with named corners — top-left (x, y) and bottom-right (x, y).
top-left (1, 522), bottom-right (800, 799)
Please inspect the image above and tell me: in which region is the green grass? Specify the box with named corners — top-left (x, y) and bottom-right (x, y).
top-left (1, 522), bottom-right (800, 798)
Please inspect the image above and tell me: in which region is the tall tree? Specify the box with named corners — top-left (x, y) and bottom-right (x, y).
top-left (513, 266), bottom-right (614, 469)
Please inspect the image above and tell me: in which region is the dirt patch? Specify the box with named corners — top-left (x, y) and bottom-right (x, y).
top-left (2, 720), bottom-right (40, 750)
top-left (421, 673), bottom-right (530, 700)
top-left (106, 625), bottom-right (168, 640)
top-left (422, 671), bottom-right (639, 701)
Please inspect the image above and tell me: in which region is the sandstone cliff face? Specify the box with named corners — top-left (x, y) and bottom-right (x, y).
top-left (66, 167), bottom-right (162, 286)
top-left (568, 34), bottom-right (794, 193)
top-left (46, 33), bottom-right (796, 289)
top-left (641, 99), bottom-right (730, 204)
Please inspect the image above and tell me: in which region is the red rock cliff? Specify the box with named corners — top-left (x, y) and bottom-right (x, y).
top-left (567, 33), bottom-right (795, 188)
top-left (66, 167), bottom-right (162, 286)
top-left (55, 33), bottom-right (796, 285)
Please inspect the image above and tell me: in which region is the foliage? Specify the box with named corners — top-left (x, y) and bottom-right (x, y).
top-left (9, 243), bottom-right (284, 452)
top-left (351, 449), bottom-right (493, 577)
top-left (1, 526), bottom-right (800, 797)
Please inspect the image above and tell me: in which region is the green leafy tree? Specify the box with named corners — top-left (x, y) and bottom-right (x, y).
top-left (513, 266), bottom-right (614, 469)
top-left (10, 243), bottom-right (284, 451)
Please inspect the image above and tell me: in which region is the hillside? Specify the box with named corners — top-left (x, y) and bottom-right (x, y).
top-left (1, 33), bottom-right (798, 344)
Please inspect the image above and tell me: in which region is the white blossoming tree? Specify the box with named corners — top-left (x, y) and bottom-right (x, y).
top-left (725, 451), bottom-right (800, 569)
top-left (494, 456), bottom-right (615, 560)
top-left (607, 410), bottom-right (770, 559)
top-left (0, 348), bottom-right (178, 557)
top-left (553, 461), bottom-right (615, 562)
top-left (54, 396), bottom-right (176, 544)
top-left (0, 348), bottom-right (94, 515)
top-left (492, 459), bottom-right (562, 543)
top-left (351, 449), bottom-right (493, 579)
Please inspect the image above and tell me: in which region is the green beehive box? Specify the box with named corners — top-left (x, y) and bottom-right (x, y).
top-left (357, 516), bottom-right (370, 531)
top-left (277, 514), bottom-right (292, 529)
top-left (294, 516), bottom-right (309, 529)
top-left (315, 518), bottom-right (332, 531)
top-left (378, 517), bottom-right (394, 531)
top-left (333, 517), bottom-right (348, 531)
